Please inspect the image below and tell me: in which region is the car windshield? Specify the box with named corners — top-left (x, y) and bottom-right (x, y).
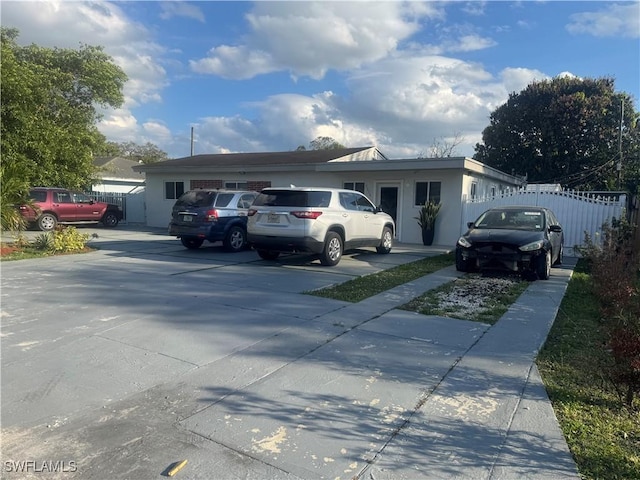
top-left (174, 191), bottom-right (216, 208)
top-left (474, 209), bottom-right (544, 231)
top-left (253, 190), bottom-right (331, 207)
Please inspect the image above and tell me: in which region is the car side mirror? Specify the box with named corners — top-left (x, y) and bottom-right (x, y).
top-left (549, 225), bottom-right (562, 233)
top-left (467, 222), bottom-right (475, 229)
top-left (376, 205), bottom-right (384, 213)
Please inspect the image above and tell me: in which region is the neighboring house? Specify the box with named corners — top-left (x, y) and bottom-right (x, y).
top-left (92, 156), bottom-right (147, 223)
top-left (134, 147), bottom-right (523, 246)
top-left (93, 156), bottom-right (146, 194)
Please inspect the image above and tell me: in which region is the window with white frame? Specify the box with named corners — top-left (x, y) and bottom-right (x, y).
top-left (225, 181), bottom-right (248, 190)
top-left (470, 182), bottom-right (477, 199)
top-left (165, 181), bottom-right (184, 200)
top-left (415, 181), bottom-right (441, 205)
top-left (343, 182), bottom-right (365, 193)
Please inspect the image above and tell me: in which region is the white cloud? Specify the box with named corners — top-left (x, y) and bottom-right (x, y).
top-left (159, 2), bottom-right (205, 23)
top-left (190, 1), bottom-right (443, 80)
top-left (566, 3), bottom-right (640, 38)
top-left (186, 54), bottom-right (549, 159)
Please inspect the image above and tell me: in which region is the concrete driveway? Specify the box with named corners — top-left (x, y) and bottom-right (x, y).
top-left (0, 226), bottom-right (577, 479)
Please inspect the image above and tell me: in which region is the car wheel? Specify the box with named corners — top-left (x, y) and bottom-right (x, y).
top-left (102, 211), bottom-right (120, 228)
top-left (181, 237), bottom-right (204, 249)
top-left (455, 249), bottom-right (469, 272)
top-left (320, 232), bottom-right (343, 266)
top-left (223, 226), bottom-right (246, 252)
top-left (536, 250), bottom-right (551, 280)
top-left (553, 244), bottom-right (563, 266)
top-left (376, 227), bottom-right (393, 254)
top-left (37, 213), bottom-right (57, 231)
top-left (257, 249), bottom-right (280, 260)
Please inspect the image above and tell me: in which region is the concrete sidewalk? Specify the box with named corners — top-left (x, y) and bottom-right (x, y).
top-left (1, 243), bottom-right (579, 479)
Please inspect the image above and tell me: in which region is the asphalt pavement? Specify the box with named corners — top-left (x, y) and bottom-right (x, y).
top-left (1, 225), bottom-right (579, 479)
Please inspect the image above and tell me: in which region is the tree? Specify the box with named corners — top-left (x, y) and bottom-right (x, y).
top-left (1, 28), bottom-right (127, 192)
top-left (474, 77), bottom-right (640, 192)
top-left (305, 136), bottom-right (346, 150)
top-left (418, 133), bottom-right (465, 158)
top-left (96, 141), bottom-right (169, 163)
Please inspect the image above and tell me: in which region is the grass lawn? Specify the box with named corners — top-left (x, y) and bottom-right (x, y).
top-left (306, 252), bottom-right (455, 302)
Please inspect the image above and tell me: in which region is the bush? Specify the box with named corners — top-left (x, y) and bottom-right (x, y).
top-left (580, 217), bottom-right (640, 408)
top-left (33, 232), bottom-right (55, 251)
top-left (51, 226), bottom-right (90, 253)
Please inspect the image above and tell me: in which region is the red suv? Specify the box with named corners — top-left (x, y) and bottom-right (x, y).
top-left (19, 187), bottom-right (123, 231)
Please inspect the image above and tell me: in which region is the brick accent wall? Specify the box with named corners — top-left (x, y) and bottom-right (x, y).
top-left (247, 180), bottom-right (271, 192)
top-left (190, 179), bottom-right (223, 189)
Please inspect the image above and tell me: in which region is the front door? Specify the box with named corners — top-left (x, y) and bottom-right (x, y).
top-left (377, 183), bottom-right (400, 240)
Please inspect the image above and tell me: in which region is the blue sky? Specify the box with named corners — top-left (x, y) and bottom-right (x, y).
top-left (3, 1), bottom-right (639, 159)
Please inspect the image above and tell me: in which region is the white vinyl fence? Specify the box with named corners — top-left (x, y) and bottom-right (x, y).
top-left (461, 186), bottom-right (627, 256)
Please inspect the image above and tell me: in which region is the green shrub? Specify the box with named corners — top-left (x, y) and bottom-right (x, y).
top-left (51, 226), bottom-right (90, 253)
top-left (33, 232), bottom-right (55, 251)
top-left (580, 217), bottom-right (640, 407)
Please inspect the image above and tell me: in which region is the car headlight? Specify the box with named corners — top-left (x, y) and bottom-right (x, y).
top-left (457, 236), bottom-right (472, 248)
top-left (519, 240), bottom-right (544, 252)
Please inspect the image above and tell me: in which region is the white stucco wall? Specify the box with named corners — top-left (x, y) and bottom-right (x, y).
top-left (144, 170), bottom-right (474, 246)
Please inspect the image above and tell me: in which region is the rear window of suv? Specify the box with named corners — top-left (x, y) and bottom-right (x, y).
top-left (174, 190), bottom-right (216, 208)
top-left (253, 190), bottom-right (331, 207)
top-left (29, 190), bottom-right (47, 202)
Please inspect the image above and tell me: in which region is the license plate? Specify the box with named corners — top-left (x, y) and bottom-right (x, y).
top-left (267, 212), bottom-right (280, 224)
top-left (182, 215), bottom-right (193, 222)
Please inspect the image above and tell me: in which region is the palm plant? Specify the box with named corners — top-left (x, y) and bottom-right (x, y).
top-left (415, 200), bottom-right (441, 230)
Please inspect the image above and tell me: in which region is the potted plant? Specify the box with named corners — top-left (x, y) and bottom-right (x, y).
top-left (415, 200), bottom-right (441, 246)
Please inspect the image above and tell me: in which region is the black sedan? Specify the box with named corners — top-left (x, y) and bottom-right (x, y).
top-left (455, 206), bottom-right (563, 280)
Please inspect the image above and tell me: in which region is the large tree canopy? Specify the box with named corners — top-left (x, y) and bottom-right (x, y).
top-left (1, 27), bottom-right (127, 190)
top-left (474, 77), bottom-right (639, 193)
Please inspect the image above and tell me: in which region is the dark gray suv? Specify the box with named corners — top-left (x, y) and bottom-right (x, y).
top-left (168, 189), bottom-right (257, 251)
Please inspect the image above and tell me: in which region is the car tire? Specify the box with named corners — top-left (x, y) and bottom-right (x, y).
top-left (257, 249), bottom-right (280, 260)
top-left (455, 249), bottom-right (470, 272)
top-left (181, 237), bottom-right (204, 249)
top-left (102, 211), bottom-right (120, 228)
top-left (223, 226), bottom-right (246, 252)
top-left (320, 232), bottom-right (343, 266)
top-left (536, 250), bottom-right (551, 280)
top-left (376, 227), bottom-right (393, 254)
top-left (37, 213), bottom-right (57, 231)
top-left (553, 244), bottom-right (563, 266)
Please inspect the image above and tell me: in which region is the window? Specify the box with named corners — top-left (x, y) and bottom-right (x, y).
top-left (165, 181), bottom-right (184, 200)
top-left (343, 182), bottom-right (365, 193)
top-left (225, 181), bottom-right (248, 190)
top-left (415, 181), bottom-right (441, 206)
top-left (470, 182), bottom-right (477, 199)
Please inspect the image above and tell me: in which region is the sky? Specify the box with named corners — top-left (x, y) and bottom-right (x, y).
top-left (2, 1), bottom-right (639, 160)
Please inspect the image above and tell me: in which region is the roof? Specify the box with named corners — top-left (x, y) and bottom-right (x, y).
top-left (134, 147), bottom-right (384, 171)
top-left (94, 157), bottom-right (146, 180)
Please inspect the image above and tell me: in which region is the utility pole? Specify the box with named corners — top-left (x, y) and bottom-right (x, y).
top-left (618, 99), bottom-right (624, 189)
top-left (190, 126), bottom-right (194, 156)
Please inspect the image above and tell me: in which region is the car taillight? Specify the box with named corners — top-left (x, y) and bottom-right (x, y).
top-left (247, 209), bottom-right (257, 216)
top-left (205, 209), bottom-right (218, 221)
top-left (291, 211), bottom-right (322, 219)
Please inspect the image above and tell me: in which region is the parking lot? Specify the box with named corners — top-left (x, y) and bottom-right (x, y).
top-left (1, 225), bottom-right (577, 479)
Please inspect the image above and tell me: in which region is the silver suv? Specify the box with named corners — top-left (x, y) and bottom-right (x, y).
top-left (169, 189), bottom-right (257, 251)
top-left (247, 187), bottom-right (395, 266)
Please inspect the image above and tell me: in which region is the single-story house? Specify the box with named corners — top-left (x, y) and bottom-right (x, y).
top-left (93, 156), bottom-right (146, 194)
top-left (134, 147), bottom-right (524, 246)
